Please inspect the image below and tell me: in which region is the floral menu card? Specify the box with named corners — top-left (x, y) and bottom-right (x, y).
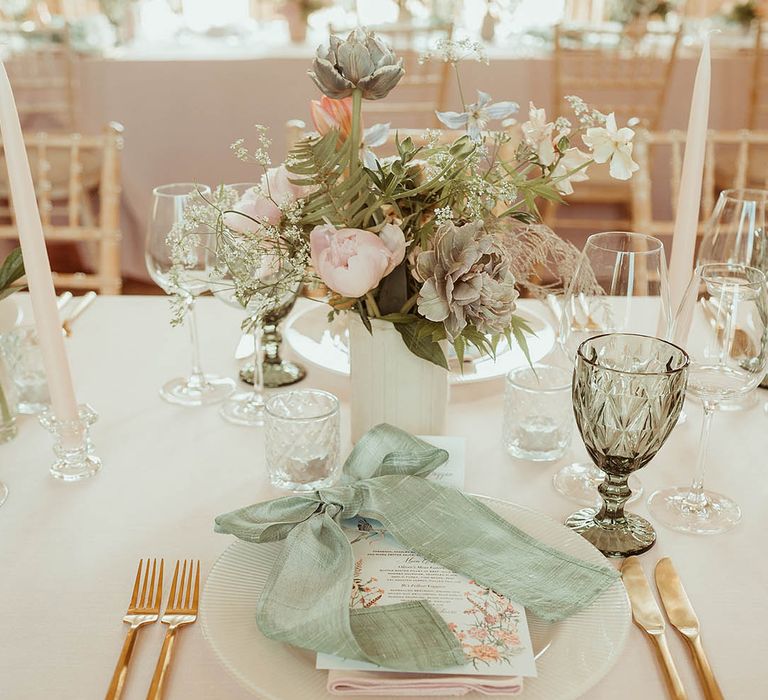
top-left (316, 437), bottom-right (537, 678)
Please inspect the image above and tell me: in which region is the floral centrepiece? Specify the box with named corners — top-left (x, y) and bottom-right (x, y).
top-left (0, 248), bottom-right (25, 443)
top-left (169, 29), bottom-right (639, 369)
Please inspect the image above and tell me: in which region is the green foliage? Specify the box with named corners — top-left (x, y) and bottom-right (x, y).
top-left (0, 248), bottom-right (25, 302)
top-left (394, 319), bottom-right (449, 370)
top-left (289, 130), bottom-right (373, 228)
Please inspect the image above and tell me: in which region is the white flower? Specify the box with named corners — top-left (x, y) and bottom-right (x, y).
top-left (419, 38), bottom-right (488, 65)
top-left (582, 113), bottom-right (639, 181)
top-left (551, 148), bottom-right (591, 195)
top-left (360, 123), bottom-right (390, 169)
top-left (521, 103), bottom-right (570, 167)
top-left (436, 91), bottom-right (518, 142)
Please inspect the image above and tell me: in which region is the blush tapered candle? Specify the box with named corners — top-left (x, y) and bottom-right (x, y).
top-left (668, 34), bottom-right (711, 311)
top-left (0, 62), bottom-right (79, 424)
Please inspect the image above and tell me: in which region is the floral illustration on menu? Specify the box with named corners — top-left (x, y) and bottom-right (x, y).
top-left (452, 580), bottom-right (524, 669)
top-left (350, 558), bottom-right (385, 609)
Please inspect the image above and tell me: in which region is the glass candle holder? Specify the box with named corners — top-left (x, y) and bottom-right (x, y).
top-left (265, 389), bottom-right (340, 491)
top-left (39, 403), bottom-right (101, 481)
top-left (503, 364), bottom-right (572, 461)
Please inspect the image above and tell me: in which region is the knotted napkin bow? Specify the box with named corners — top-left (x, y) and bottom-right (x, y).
top-left (215, 424), bottom-right (618, 672)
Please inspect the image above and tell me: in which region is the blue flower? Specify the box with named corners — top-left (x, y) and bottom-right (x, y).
top-left (436, 91), bottom-right (518, 142)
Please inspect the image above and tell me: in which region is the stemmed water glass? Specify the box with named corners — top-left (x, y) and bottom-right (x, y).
top-left (697, 188), bottom-right (768, 410)
top-left (565, 333), bottom-right (689, 557)
top-left (555, 231), bottom-right (673, 506)
top-left (207, 184), bottom-right (302, 425)
top-left (145, 183), bottom-right (235, 406)
top-left (648, 263), bottom-right (768, 534)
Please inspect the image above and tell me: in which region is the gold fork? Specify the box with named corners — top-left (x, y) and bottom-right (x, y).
top-left (146, 560), bottom-right (200, 700)
top-left (106, 558), bottom-right (164, 700)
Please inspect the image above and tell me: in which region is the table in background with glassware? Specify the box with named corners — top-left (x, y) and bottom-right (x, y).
top-left (0, 292), bottom-right (766, 699)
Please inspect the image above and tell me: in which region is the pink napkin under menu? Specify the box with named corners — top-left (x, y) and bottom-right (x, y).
top-left (327, 670), bottom-right (523, 696)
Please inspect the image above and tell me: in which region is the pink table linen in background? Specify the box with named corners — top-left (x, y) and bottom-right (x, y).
top-left (73, 49), bottom-right (754, 283)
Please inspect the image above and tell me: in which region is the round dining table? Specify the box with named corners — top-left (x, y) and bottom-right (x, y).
top-left (0, 294), bottom-right (765, 699)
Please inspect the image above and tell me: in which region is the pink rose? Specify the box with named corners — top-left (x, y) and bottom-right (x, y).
top-left (223, 165), bottom-right (311, 231)
top-left (310, 224), bottom-right (406, 298)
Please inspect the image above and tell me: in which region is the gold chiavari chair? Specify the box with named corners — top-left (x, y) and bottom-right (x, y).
top-left (328, 21), bottom-right (454, 129)
top-left (562, 0), bottom-right (607, 23)
top-left (2, 23), bottom-right (78, 131)
top-left (0, 123), bottom-right (125, 294)
top-left (545, 22), bottom-right (683, 236)
top-left (631, 128), bottom-right (768, 248)
top-left (747, 20), bottom-right (765, 129)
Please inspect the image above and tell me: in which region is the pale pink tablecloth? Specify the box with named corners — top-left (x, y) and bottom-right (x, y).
top-left (0, 295), bottom-right (765, 699)
top-left (73, 47), bottom-right (754, 282)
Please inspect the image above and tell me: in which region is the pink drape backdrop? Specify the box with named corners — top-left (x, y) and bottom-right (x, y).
top-left (75, 48), bottom-right (752, 281)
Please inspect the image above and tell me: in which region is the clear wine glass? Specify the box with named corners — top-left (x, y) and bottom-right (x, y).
top-left (208, 184), bottom-right (302, 426)
top-left (554, 231), bottom-right (673, 506)
top-left (145, 183), bottom-right (235, 406)
top-left (696, 188), bottom-right (768, 410)
top-left (648, 263), bottom-right (768, 534)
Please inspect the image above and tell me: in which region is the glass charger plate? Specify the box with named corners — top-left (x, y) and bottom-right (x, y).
top-left (283, 304), bottom-right (556, 385)
top-left (201, 496), bottom-right (630, 700)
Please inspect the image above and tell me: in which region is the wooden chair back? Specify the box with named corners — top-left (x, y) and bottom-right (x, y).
top-left (631, 128), bottom-right (768, 245)
top-left (562, 0), bottom-right (607, 23)
top-left (2, 23), bottom-right (77, 131)
top-left (0, 123), bottom-right (124, 294)
top-left (328, 22), bottom-right (454, 129)
top-left (748, 21), bottom-right (768, 129)
top-left (554, 23), bottom-right (682, 129)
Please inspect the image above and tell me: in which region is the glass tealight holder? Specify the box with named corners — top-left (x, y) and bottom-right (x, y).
top-left (503, 364), bottom-right (573, 462)
top-left (265, 389), bottom-right (340, 491)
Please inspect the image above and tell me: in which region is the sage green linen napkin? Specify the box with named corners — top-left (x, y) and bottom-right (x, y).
top-left (215, 424), bottom-right (618, 672)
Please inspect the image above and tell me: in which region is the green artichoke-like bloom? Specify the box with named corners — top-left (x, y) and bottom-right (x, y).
top-left (309, 28), bottom-right (405, 100)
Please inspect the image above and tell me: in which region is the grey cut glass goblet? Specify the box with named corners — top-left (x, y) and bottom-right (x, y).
top-left (565, 333), bottom-right (689, 558)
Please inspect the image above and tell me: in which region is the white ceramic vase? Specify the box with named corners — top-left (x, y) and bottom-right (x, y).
top-left (348, 315), bottom-right (449, 442)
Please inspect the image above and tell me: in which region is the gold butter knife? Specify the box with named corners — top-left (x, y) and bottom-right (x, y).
top-left (655, 558), bottom-right (724, 700)
top-left (622, 557), bottom-right (687, 700)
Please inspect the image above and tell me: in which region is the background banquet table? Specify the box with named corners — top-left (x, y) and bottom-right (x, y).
top-left (0, 294), bottom-right (765, 700)
top-left (75, 44), bottom-right (755, 282)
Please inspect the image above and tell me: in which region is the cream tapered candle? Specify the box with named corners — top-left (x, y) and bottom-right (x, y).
top-left (668, 34), bottom-right (711, 311)
top-left (0, 63), bottom-right (79, 423)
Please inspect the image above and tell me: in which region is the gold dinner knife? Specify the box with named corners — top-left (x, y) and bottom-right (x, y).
top-left (655, 557), bottom-right (724, 700)
top-left (621, 557), bottom-right (687, 700)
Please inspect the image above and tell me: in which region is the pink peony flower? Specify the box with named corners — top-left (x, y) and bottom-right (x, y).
top-left (310, 96), bottom-right (354, 138)
top-left (223, 165), bottom-right (311, 231)
top-left (310, 223), bottom-right (406, 298)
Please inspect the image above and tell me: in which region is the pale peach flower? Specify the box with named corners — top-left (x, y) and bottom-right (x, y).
top-left (467, 644), bottom-right (501, 662)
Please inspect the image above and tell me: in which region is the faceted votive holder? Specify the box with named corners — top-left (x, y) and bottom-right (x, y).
top-left (39, 403), bottom-right (101, 481)
top-left (503, 364), bottom-right (572, 462)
